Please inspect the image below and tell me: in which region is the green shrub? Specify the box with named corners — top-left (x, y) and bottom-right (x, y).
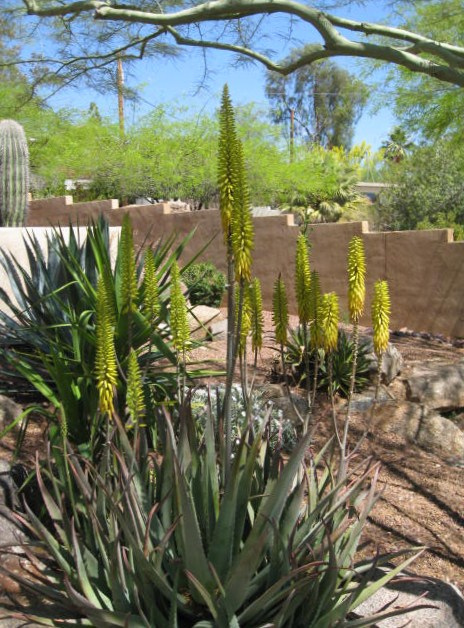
top-left (183, 261), bottom-right (226, 307)
top-left (285, 327), bottom-right (370, 396)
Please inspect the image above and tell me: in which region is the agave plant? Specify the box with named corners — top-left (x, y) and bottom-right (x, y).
top-left (4, 396), bottom-right (424, 627)
top-left (0, 216), bottom-right (212, 447)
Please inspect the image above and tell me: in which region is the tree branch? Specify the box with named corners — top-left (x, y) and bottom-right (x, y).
top-left (22, 0), bottom-right (464, 87)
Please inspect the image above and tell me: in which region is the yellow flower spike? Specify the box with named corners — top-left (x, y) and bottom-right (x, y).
top-left (295, 234), bottom-right (311, 324)
top-left (372, 280), bottom-right (391, 357)
top-left (95, 277), bottom-right (118, 416)
top-left (308, 270), bottom-right (322, 349)
top-left (218, 84), bottom-right (239, 239)
top-left (126, 348), bottom-right (145, 425)
top-left (250, 277), bottom-right (264, 354)
top-left (231, 140), bottom-right (254, 282)
top-left (170, 261), bottom-right (190, 354)
top-left (272, 275), bottom-right (288, 346)
top-left (347, 235), bottom-right (366, 322)
top-left (142, 248), bottom-right (160, 326)
top-left (319, 292), bottom-right (339, 352)
top-left (119, 214), bottom-right (138, 315)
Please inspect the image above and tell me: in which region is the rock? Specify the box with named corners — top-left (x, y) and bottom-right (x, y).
top-left (188, 305), bottom-right (221, 332)
top-left (366, 342), bottom-right (404, 385)
top-left (354, 573), bottom-right (464, 627)
top-left (0, 507), bottom-right (26, 555)
top-left (348, 385), bottom-right (394, 413)
top-left (406, 362), bottom-right (464, 410)
top-left (257, 384), bottom-right (308, 425)
top-left (207, 318), bottom-right (228, 341)
top-left (0, 396), bottom-right (23, 434)
top-left (371, 400), bottom-right (464, 460)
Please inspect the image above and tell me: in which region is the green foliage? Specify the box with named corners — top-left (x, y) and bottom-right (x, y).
top-left (183, 262), bottom-right (226, 307)
top-left (285, 327), bottom-right (370, 397)
top-left (266, 54), bottom-right (368, 150)
top-left (376, 141), bottom-right (464, 239)
top-left (0, 119), bottom-right (29, 226)
top-left (386, 0), bottom-right (464, 143)
top-left (12, 401), bottom-right (420, 626)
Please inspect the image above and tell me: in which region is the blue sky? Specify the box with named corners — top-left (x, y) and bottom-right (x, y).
top-left (46, 1), bottom-right (398, 151)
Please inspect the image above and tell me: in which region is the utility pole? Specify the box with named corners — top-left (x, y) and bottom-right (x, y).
top-left (290, 108), bottom-right (295, 162)
top-left (117, 55), bottom-right (125, 137)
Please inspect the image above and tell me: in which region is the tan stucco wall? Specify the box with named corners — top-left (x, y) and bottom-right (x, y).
top-left (24, 196), bottom-right (464, 337)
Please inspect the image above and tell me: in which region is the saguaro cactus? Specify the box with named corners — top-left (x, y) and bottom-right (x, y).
top-left (0, 119), bottom-right (29, 227)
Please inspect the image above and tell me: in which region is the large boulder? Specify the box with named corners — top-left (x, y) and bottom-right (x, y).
top-left (355, 573), bottom-right (464, 627)
top-left (372, 400), bottom-right (464, 462)
top-left (366, 341), bottom-right (404, 385)
top-left (406, 361), bottom-right (464, 410)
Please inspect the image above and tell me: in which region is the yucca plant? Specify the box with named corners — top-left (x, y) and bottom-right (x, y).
top-left (4, 400), bottom-right (424, 627)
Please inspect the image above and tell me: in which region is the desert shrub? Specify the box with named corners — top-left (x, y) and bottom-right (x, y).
top-left (183, 261), bottom-right (226, 307)
top-left (285, 327), bottom-right (370, 396)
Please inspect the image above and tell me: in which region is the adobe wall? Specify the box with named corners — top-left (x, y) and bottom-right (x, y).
top-left (25, 195), bottom-right (464, 337)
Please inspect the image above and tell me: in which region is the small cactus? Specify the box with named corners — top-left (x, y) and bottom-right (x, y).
top-left (0, 119), bottom-right (29, 227)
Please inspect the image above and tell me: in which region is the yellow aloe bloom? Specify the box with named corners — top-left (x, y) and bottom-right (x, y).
top-left (126, 348), bottom-right (145, 425)
top-left (295, 233), bottom-right (311, 323)
top-left (95, 277), bottom-right (118, 415)
top-left (218, 84), bottom-right (238, 239)
top-left (142, 248), bottom-right (160, 325)
top-left (309, 270), bottom-right (322, 349)
top-left (250, 277), bottom-right (264, 354)
top-left (170, 261), bottom-right (190, 354)
top-left (319, 292), bottom-right (339, 352)
top-left (119, 214), bottom-right (138, 314)
top-left (347, 235), bottom-right (366, 322)
top-left (231, 140), bottom-right (254, 282)
top-left (372, 280), bottom-right (391, 357)
top-left (273, 275), bottom-right (288, 346)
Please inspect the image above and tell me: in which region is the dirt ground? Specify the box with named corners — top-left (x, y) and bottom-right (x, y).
top-left (1, 310), bottom-right (464, 596)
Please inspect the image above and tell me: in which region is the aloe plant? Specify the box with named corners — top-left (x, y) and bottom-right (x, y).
top-left (0, 217), bottom-right (212, 447)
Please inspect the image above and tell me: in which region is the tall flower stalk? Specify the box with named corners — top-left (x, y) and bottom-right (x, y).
top-left (170, 261), bottom-right (190, 402)
top-left (370, 279), bottom-right (391, 426)
top-left (295, 233), bottom-right (312, 418)
top-left (307, 269), bottom-right (322, 428)
top-left (218, 84), bottom-right (254, 480)
top-left (319, 292), bottom-right (340, 444)
top-left (346, 236), bottom-right (366, 414)
top-left (273, 274), bottom-right (289, 390)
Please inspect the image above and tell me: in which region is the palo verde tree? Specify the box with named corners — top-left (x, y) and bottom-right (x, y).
top-left (20, 0), bottom-right (464, 92)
